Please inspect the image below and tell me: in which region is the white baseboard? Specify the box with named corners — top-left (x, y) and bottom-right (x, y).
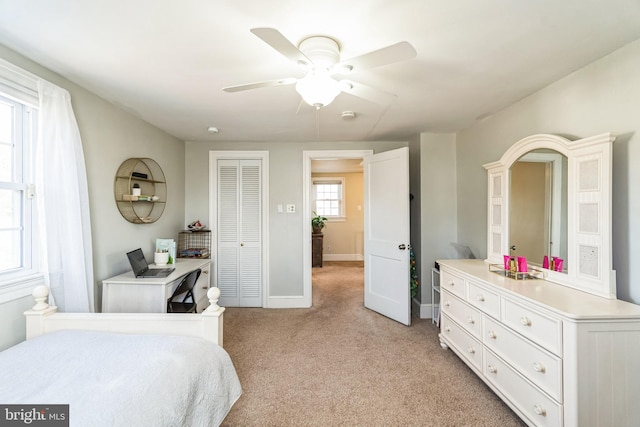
top-left (267, 296), bottom-right (311, 309)
top-left (323, 254), bottom-right (364, 261)
top-left (414, 300), bottom-right (438, 320)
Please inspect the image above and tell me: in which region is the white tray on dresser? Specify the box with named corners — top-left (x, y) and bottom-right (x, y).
top-left (437, 259), bottom-right (640, 427)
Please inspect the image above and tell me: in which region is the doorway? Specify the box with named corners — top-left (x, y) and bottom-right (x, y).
top-left (302, 150), bottom-right (373, 307)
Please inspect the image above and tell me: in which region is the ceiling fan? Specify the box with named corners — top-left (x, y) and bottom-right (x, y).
top-left (223, 28), bottom-right (417, 109)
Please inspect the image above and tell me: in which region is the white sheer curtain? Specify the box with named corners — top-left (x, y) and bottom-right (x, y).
top-left (36, 80), bottom-right (94, 312)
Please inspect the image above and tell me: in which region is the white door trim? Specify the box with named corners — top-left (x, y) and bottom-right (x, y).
top-left (302, 149), bottom-right (373, 307)
top-left (209, 151), bottom-right (270, 308)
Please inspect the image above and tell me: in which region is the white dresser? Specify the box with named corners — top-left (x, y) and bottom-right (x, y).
top-left (102, 258), bottom-right (211, 313)
top-left (438, 259), bottom-right (640, 427)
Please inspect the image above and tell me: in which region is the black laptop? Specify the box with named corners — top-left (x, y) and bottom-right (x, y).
top-left (127, 248), bottom-right (175, 278)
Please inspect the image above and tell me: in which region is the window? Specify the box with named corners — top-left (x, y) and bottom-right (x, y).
top-left (0, 92), bottom-right (38, 279)
top-left (313, 178), bottom-right (344, 218)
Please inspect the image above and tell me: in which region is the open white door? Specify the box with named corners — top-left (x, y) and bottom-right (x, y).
top-left (363, 147), bottom-right (411, 325)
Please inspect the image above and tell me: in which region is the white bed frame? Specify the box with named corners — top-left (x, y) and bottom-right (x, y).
top-left (24, 285), bottom-right (226, 346)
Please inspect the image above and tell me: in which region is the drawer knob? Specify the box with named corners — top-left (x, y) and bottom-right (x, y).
top-left (467, 316), bottom-right (475, 324)
top-left (533, 362), bottom-right (546, 373)
top-left (202, 270), bottom-right (209, 274)
top-left (444, 301), bottom-right (451, 307)
top-left (520, 316), bottom-right (532, 326)
top-left (533, 404), bottom-right (547, 416)
top-left (467, 346), bottom-right (475, 354)
top-left (487, 330), bottom-right (497, 339)
top-left (476, 294), bottom-right (485, 302)
top-left (444, 326), bottom-right (451, 333)
top-left (487, 364), bottom-right (497, 374)
top-left (448, 280), bottom-right (455, 287)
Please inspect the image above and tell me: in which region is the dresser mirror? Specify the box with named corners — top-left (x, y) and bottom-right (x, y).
top-left (509, 149), bottom-right (568, 270)
top-left (484, 133), bottom-right (616, 298)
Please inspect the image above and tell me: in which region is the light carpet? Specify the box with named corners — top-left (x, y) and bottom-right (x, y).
top-left (221, 261), bottom-right (526, 426)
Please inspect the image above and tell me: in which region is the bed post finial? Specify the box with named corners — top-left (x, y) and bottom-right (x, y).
top-left (32, 285), bottom-right (50, 311)
top-left (207, 287), bottom-right (221, 311)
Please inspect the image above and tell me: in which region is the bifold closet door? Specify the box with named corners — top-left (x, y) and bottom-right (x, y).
top-left (217, 159), bottom-right (262, 307)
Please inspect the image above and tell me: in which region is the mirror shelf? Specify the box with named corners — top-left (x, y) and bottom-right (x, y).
top-left (484, 133), bottom-right (616, 299)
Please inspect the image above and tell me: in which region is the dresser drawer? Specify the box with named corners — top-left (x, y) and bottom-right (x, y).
top-left (441, 314), bottom-right (482, 372)
top-left (441, 290), bottom-right (482, 339)
top-left (484, 349), bottom-right (562, 427)
top-left (484, 316), bottom-right (562, 401)
top-left (440, 269), bottom-right (466, 300)
top-left (467, 280), bottom-right (500, 319)
top-left (502, 298), bottom-right (562, 356)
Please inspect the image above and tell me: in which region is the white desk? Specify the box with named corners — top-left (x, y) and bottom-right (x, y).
top-left (102, 258), bottom-right (211, 313)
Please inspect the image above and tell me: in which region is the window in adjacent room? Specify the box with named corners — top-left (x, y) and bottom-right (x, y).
top-left (313, 177), bottom-right (345, 219)
top-left (0, 90), bottom-right (38, 280)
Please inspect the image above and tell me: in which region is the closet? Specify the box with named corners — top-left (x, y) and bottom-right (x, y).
top-left (215, 158), bottom-right (263, 307)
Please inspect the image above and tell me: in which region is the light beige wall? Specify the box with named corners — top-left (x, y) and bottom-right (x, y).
top-left (456, 38), bottom-right (640, 304)
top-left (312, 172), bottom-right (364, 259)
top-left (0, 44), bottom-right (185, 349)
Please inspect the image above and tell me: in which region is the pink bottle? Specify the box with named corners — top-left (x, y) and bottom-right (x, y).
top-left (517, 256), bottom-right (528, 273)
top-left (554, 257), bottom-right (564, 272)
top-left (543, 255), bottom-right (549, 269)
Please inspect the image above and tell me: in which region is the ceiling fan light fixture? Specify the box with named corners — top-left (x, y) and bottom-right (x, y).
top-left (295, 70), bottom-right (341, 109)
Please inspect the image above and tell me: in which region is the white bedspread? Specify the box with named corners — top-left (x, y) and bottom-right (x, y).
top-left (0, 330), bottom-right (242, 426)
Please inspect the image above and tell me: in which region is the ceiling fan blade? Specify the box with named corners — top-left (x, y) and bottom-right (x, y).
top-left (339, 80), bottom-right (397, 105)
top-left (250, 27), bottom-right (312, 66)
top-left (223, 78), bottom-right (297, 93)
top-left (335, 41), bottom-right (416, 74)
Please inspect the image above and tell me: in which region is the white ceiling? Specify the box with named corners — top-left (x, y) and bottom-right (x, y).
top-left (1, 0), bottom-right (639, 143)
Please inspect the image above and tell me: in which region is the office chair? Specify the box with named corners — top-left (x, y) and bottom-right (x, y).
top-left (167, 268), bottom-right (201, 313)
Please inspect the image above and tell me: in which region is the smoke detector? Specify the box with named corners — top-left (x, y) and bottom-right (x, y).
top-left (341, 111), bottom-right (356, 120)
